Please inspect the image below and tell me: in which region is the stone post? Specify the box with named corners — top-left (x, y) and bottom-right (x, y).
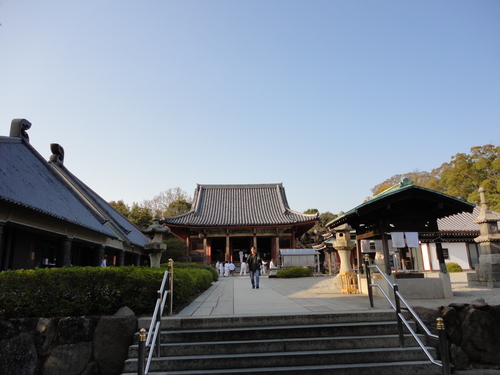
top-left (467, 187), bottom-right (500, 287)
top-left (142, 214), bottom-right (171, 268)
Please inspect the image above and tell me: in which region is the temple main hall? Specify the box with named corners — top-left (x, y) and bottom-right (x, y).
top-left (162, 183), bottom-right (318, 264)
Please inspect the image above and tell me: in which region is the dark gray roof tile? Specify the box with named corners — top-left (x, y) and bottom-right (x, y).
top-left (0, 135), bottom-right (148, 247)
top-left (163, 183), bottom-right (318, 227)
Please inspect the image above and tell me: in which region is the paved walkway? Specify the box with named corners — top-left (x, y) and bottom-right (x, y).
top-left (177, 275), bottom-right (393, 317)
top-left (177, 272), bottom-right (500, 317)
top-left (173, 272), bottom-right (500, 374)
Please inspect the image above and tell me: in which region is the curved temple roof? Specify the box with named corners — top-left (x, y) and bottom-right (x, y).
top-left (163, 183), bottom-right (318, 227)
top-left (0, 121), bottom-right (148, 248)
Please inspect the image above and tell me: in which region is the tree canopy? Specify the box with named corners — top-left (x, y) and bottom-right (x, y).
top-left (370, 144), bottom-right (500, 211)
top-left (141, 187), bottom-right (192, 216)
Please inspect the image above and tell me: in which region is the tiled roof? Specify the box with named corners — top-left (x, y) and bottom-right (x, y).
top-left (437, 206), bottom-right (500, 233)
top-left (162, 183), bottom-right (318, 227)
top-left (327, 178), bottom-right (475, 228)
top-left (0, 130), bottom-right (148, 248)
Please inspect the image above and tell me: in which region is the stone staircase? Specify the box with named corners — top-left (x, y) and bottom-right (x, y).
top-left (122, 311), bottom-right (443, 375)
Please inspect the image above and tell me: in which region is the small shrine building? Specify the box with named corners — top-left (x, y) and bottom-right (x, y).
top-left (162, 184), bottom-right (319, 264)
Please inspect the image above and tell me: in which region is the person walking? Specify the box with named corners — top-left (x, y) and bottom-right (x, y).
top-left (246, 246), bottom-right (262, 289)
top-left (239, 261), bottom-right (247, 276)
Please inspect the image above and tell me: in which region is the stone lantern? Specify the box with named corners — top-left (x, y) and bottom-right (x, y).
top-left (331, 222), bottom-right (355, 273)
top-left (467, 187), bottom-right (500, 287)
top-left (331, 221), bottom-right (358, 294)
top-left (141, 214), bottom-right (171, 267)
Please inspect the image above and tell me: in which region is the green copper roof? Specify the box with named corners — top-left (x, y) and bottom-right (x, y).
top-left (326, 178), bottom-right (475, 228)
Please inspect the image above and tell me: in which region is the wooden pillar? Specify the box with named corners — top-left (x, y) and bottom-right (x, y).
top-left (206, 240), bottom-right (211, 264)
top-left (117, 249), bottom-right (125, 266)
top-left (0, 223), bottom-right (5, 270)
top-left (57, 237), bottom-right (72, 267)
top-left (94, 245), bottom-right (105, 266)
top-left (204, 237), bottom-right (209, 262)
top-left (274, 236), bottom-right (280, 262)
top-left (225, 234), bottom-right (230, 262)
top-left (186, 235), bottom-right (191, 260)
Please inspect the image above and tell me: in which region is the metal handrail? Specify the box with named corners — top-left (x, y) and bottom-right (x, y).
top-left (137, 259), bottom-right (174, 375)
top-left (365, 261), bottom-right (450, 375)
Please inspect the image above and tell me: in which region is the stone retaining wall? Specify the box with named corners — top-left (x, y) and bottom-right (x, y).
top-left (415, 299), bottom-right (500, 371)
top-left (0, 307), bottom-right (137, 375)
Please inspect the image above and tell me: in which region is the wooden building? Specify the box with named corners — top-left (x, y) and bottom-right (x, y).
top-left (0, 119), bottom-right (149, 270)
top-left (162, 184), bottom-right (318, 264)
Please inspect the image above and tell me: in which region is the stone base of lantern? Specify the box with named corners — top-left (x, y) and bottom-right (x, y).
top-left (339, 272), bottom-right (358, 294)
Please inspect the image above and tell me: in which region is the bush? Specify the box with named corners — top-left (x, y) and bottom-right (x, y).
top-left (276, 266), bottom-right (313, 278)
top-left (0, 265), bottom-right (214, 319)
top-left (446, 262), bottom-right (463, 273)
top-left (165, 262), bottom-right (219, 282)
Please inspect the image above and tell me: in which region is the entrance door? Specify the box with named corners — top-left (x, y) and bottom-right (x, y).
top-left (231, 237), bottom-right (252, 263)
top-left (211, 238), bottom-right (226, 262)
top-left (257, 237), bottom-right (272, 261)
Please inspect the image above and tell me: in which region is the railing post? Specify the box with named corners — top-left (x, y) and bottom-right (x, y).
top-left (168, 258), bottom-right (174, 316)
top-left (137, 328), bottom-right (146, 375)
top-left (437, 318), bottom-right (451, 375)
top-left (364, 255), bottom-right (374, 308)
top-left (155, 288), bottom-right (162, 358)
top-left (393, 284), bottom-right (405, 348)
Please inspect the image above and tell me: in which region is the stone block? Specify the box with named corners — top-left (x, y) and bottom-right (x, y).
top-left (94, 307), bottom-right (137, 375)
top-left (0, 332), bottom-right (38, 375)
top-left (56, 316), bottom-right (95, 345)
top-left (42, 342), bottom-right (92, 375)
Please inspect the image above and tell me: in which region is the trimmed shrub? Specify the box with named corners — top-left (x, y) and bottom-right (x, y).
top-left (446, 262), bottom-right (463, 273)
top-left (165, 262), bottom-right (219, 282)
top-left (0, 265), bottom-right (213, 319)
top-left (276, 266), bottom-right (313, 278)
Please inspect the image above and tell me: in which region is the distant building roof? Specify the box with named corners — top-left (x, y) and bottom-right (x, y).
top-left (0, 120), bottom-right (147, 248)
top-left (437, 206), bottom-right (500, 233)
top-left (162, 183), bottom-right (318, 227)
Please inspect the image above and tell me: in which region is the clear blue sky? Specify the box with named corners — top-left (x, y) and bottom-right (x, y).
top-left (1, 1), bottom-right (499, 214)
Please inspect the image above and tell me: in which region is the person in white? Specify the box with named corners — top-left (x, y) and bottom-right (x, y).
top-left (219, 261), bottom-right (224, 276)
top-left (269, 259), bottom-right (275, 269)
top-left (239, 261), bottom-right (247, 276)
top-left (239, 250), bottom-right (244, 263)
top-left (224, 261), bottom-right (230, 277)
top-left (215, 261), bottom-right (220, 272)
top-left (229, 261), bottom-right (235, 276)
top-left (261, 260), bottom-right (267, 275)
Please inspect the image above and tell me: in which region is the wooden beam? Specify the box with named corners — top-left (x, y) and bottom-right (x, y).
top-left (356, 230), bottom-right (380, 240)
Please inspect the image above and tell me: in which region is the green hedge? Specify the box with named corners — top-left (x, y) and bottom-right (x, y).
top-left (446, 262), bottom-right (463, 273)
top-left (276, 266), bottom-right (313, 278)
top-left (164, 262), bottom-right (219, 282)
top-left (0, 266), bottom-right (213, 319)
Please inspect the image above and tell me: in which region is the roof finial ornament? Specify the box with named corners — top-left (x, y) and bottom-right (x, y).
top-left (9, 119), bottom-right (32, 142)
top-left (49, 143), bottom-right (65, 166)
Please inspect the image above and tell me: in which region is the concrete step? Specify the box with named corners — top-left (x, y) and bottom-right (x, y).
top-left (124, 311), bottom-right (441, 375)
top-left (138, 310), bottom-right (402, 330)
top-left (123, 346), bottom-right (438, 372)
top-left (154, 321), bottom-right (415, 343)
top-left (128, 333), bottom-right (423, 357)
top-left (122, 360), bottom-right (442, 375)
